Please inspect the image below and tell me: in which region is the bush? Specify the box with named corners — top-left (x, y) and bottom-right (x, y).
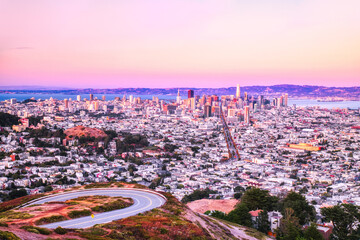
top-left (91, 199), bottom-right (131, 212)
top-left (0, 222), bottom-right (8, 227)
top-left (35, 215), bottom-right (67, 225)
top-left (54, 226), bottom-right (67, 235)
top-left (68, 209), bottom-right (92, 219)
top-left (0, 230), bottom-right (20, 240)
top-left (20, 226), bottom-right (51, 235)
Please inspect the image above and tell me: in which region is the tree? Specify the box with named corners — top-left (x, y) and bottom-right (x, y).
top-left (304, 223), bottom-right (324, 240)
top-left (276, 208), bottom-right (303, 240)
top-left (321, 204), bottom-right (360, 240)
top-left (226, 203), bottom-right (252, 227)
top-left (256, 210), bottom-right (271, 234)
top-left (281, 191), bottom-right (315, 225)
top-left (241, 188), bottom-right (278, 211)
top-left (9, 189), bottom-right (27, 199)
top-left (206, 210), bottom-right (226, 219)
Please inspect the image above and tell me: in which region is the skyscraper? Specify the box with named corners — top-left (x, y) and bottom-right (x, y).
top-left (94, 101), bottom-right (99, 111)
top-left (102, 95), bottom-right (106, 101)
top-left (284, 93), bottom-right (288, 107)
top-left (188, 90), bottom-right (194, 99)
top-left (204, 105), bottom-right (211, 118)
top-left (64, 99), bottom-right (69, 108)
top-left (89, 94), bottom-right (94, 101)
top-left (244, 106), bottom-right (250, 124)
top-left (77, 95), bottom-right (81, 101)
top-left (244, 92), bottom-right (248, 101)
top-left (176, 89), bottom-right (181, 104)
top-left (236, 84), bottom-right (241, 99)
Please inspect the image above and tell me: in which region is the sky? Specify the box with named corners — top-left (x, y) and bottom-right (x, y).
top-left (1, 0), bottom-right (360, 88)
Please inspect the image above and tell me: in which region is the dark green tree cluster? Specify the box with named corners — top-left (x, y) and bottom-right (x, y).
top-left (0, 112), bottom-right (19, 127)
top-left (321, 204), bottom-right (360, 240)
top-left (28, 127), bottom-right (65, 139)
top-left (181, 188), bottom-right (217, 203)
top-left (241, 188), bottom-right (279, 211)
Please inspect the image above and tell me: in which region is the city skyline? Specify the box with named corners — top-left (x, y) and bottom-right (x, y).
top-left (1, 0), bottom-right (360, 88)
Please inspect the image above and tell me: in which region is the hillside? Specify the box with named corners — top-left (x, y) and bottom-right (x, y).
top-left (0, 183), bottom-right (269, 240)
top-left (64, 125), bottom-right (107, 140)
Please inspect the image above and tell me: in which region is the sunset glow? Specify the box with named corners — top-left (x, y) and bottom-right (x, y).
top-left (1, 0), bottom-right (360, 88)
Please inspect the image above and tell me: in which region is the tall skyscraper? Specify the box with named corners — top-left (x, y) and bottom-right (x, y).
top-left (236, 84), bottom-right (241, 99)
top-left (89, 94), bottom-right (94, 101)
top-left (64, 99), bottom-right (69, 108)
top-left (77, 95), bottom-right (81, 101)
top-left (176, 89), bottom-right (181, 104)
top-left (94, 101), bottom-right (99, 111)
top-left (244, 106), bottom-right (250, 124)
top-left (244, 92), bottom-right (248, 101)
top-left (204, 105), bottom-right (211, 118)
top-left (102, 95), bottom-right (106, 101)
top-left (284, 93), bottom-right (288, 107)
top-left (188, 90), bottom-right (194, 99)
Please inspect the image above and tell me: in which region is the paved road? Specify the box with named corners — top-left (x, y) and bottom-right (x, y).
top-left (21, 189), bottom-right (166, 229)
top-left (220, 105), bottom-right (240, 160)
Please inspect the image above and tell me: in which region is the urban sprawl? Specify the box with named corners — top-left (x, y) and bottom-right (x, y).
top-left (1, 85), bottom-right (360, 234)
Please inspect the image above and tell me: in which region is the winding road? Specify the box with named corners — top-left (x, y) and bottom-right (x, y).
top-left (20, 188), bottom-right (166, 229)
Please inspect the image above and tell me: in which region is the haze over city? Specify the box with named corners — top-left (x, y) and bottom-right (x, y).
top-left (1, 0), bottom-right (360, 88)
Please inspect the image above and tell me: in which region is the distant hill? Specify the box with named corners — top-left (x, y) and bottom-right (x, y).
top-left (1, 84), bottom-right (360, 99)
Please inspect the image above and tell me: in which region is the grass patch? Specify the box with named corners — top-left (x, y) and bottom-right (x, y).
top-left (35, 215), bottom-right (67, 225)
top-left (0, 194), bottom-right (44, 212)
top-left (0, 230), bottom-right (20, 239)
top-left (243, 227), bottom-right (267, 240)
top-left (91, 199), bottom-right (133, 213)
top-left (84, 182), bottom-right (112, 189)
top-left (0, 210), bottom-right (33, 220)
top-left (68, 209), bottom-right (92, 219)
top-left (20, 225), bottom-right (52, 235)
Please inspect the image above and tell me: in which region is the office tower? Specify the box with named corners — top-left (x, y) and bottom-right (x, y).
top-left (244, 92), bottom-right (248, 101)
top-left (129, 95), bottom-right (134, 104)
top-left (284, 93), bottom-right (288, 107)
top-left (277, 97), bottom-right (282, 108)
top-left (254, 103), bottom-right (258, 112)
top-left (89, 94), bottom-right (94, 101)
top-left (102, 95), bottom-right (106, 101)
top-left (10, 98), bottom-right (17, 104)
top-left (207, 96), bottom-right (212, 106)
top-left (64, 99), bottom-right (69, 108)
top-left (176, 89), bottom-right (181, 104)
top-left (190, 97), bottom-right (196, 110)
top-left (244, 106), bottom-right (250, 124)
top-left (188, 90), bottom-right (194, 99)
top-left (204, 105), bottom-right (211, 118)
top-left (77, 95), bottom-right (81, 101)
top-left (94, 101), bottom-right (99, 111)
top-left (236, 84), bottom-right (241, 99)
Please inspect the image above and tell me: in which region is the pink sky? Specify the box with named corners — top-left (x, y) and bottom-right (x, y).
top-left (1, 0), bottom-right (360, 88)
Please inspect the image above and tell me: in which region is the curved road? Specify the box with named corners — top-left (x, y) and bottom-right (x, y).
top-left (21, 189), bottom-right (166, 229)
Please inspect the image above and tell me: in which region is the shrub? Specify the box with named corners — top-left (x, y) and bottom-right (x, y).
top-left (20, 226), bottom-right (51, 235)
top-left (91, 199), bottom-right (131, 212)
top-left (54, 226), bottom-right (67, 235)
top-left (35, 215), bottom-right (67, 225)
top-left (68, 209), bottom-right (92, 219)
top-left (0, 230), bottom-right (21, 240)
